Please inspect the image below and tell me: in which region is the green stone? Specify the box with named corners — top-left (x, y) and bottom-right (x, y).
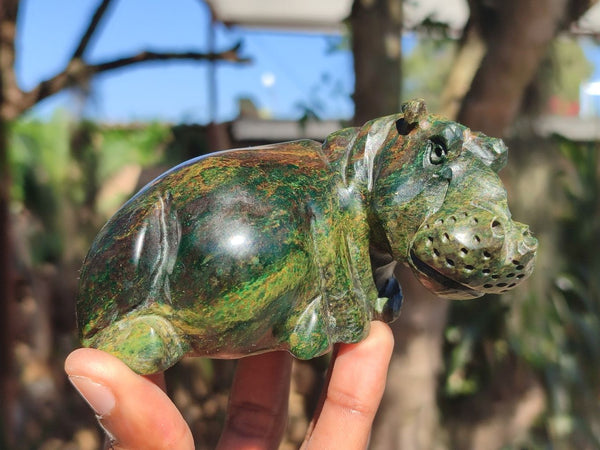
top-left (77, 99), bottom-right (537, 374)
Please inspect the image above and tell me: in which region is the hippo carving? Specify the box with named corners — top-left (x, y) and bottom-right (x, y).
top-left (77, 99), bottom-right (537, 374)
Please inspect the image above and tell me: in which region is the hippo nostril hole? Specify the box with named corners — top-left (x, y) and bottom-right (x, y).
top-left (446, 258), bottom-right (455, 267)
top-left (460, 248), bottom-right (468, 256)
top-left (491, 220), bottom-right (504, 238)
top-left (484, 283), bottom-right (493, 289)
top-left (512, 260), bottom-right (526, 271)
top-left (491, 220), bottom-right (504, 236)
top-left (433, 248), bottom-right (440, 257)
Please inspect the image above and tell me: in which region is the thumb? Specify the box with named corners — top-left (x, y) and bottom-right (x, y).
top-left (65, 348), bottom-right (193, 450)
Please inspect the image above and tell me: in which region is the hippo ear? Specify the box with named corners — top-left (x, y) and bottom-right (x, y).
top-left (467, 132), bottom-right (508, 172)
top-left (488, 138), bottom-right (509, 172)
top-left (401, 99), bottom-right (428, 124)
top-left (395, 117), bottom-right (416, 136)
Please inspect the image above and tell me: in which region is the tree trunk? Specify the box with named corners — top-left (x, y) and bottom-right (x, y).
top-left (458, 0), bottom-right (586, 136)
top-left (350, 1), bottom-right (451, 449)
top-left (350, 0), bottom-right (403, 126)
top-left (0, 1), bottom-right (19, 446)
top-left (0, 90), bottom-right (12, 450)
top-left (439, 26), bottom-right (486, 120)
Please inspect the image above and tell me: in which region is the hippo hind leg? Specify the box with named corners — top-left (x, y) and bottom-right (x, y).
top-left (85, 313), bottom-right (189, 375)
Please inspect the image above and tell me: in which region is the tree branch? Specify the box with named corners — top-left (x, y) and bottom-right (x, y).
top-left (71, 0), bottom-right (113, 60)
top-left (93, 44), bottom-right (248, 72)
top-left (11, 43), bottom-right (250, 119)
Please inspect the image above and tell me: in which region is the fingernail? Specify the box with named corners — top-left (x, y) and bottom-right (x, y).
top-left (68, 375), bottom-right (115, 417)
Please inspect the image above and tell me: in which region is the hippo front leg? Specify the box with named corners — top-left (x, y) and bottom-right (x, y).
top-left (284, 296), bottom-right (333, 359)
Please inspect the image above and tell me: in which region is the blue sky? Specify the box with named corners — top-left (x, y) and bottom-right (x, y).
top-left (16, 0), bottom-right (600, 123)
top-left (583, 38), bottom-right (600, 79)
top-left (17, 0), bottom-right (356, 123)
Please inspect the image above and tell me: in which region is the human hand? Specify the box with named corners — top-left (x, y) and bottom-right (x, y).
top-left (64, 321), bottom-right (394, 449)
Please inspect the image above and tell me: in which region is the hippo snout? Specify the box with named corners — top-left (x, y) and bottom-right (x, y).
top-left (408, 208), bottom-right (537, 299)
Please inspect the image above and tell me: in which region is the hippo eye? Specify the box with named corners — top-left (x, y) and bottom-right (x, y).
top-left (427, 137), bottom-right (448, 165)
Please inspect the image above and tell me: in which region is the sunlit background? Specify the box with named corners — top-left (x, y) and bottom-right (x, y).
top-left (18, 0), bottom-right (600, 122)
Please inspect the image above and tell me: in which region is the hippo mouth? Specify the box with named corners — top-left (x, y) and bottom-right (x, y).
top-left (409, 249), bottom-right (481, 299)
top-left (408, 208), bottom-right (537, 300)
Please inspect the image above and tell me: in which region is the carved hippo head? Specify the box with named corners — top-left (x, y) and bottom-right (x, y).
top-left (357, 99), bottom-right (537, 300)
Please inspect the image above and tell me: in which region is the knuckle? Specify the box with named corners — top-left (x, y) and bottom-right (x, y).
top-left (326, 386), bottom-right (377, 419)
top-left (226, 400), bottom-right (286, 440)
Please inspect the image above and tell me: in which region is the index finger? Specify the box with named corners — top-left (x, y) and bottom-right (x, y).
top-left (217, 351), bottom-right (293, 450)
top-left (302, 321), bottom-right (394, 449)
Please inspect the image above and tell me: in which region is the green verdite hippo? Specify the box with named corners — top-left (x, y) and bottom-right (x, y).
top-left (77, 99), bottom-right (537, 374)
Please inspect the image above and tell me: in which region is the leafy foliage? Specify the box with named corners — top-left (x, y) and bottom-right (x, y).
top-left (541, 138), bottom-right (600, 445)
top-left (442, 137), bottom-right (600, 447)
top-left (512, 139), bottom-right (600, 445)
top-left (9, 113), bottom-right (173, 264)
top-left (549, 38), bottom-right (594, 102)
